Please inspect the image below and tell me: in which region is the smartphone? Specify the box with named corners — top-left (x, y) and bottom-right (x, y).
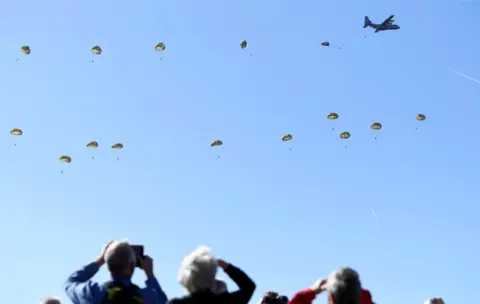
top-left (131, 245), bottom-right (144, 267)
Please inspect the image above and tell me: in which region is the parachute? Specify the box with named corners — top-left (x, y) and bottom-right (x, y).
top-left (111, 143), bottom-right (123, 149)
top-left (91, 46), bottom-right (102, 55)
top-left (59, 155), bottom-right (72, 163)
top-left (211, 140), bottom-right (223, 147)
top-left (155, 42), bottom-right (166, 51)
top-left (240, 40), bottom-right (247, 49)
top-left (340, 131), bottom-right (350, 139)
top-left (370, 122), bottom-right (382, 130)
top-left (86, 141), bottom-right (99, 148)
top-left (21, 45), bottom-right (31, 55)
top-left (281, 134), bottom-right (293, 142)
top-left (10, 128), bottom-right (23, 136)
top-left (321, 41), bottom-right (330, 47)
top-left (327, 112), bottom-right (339, 120)
top-left (416, 114), bottom-right (426, 121)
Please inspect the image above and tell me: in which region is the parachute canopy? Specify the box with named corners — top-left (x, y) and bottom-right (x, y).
top-left (86, 141), bottom-right (99, 148)
top-left (91, 46), bottom-right (102, 55)
top-left (111, 143), bottom-right (124, 149)
top-left (59, 155), bottom-right (72, 163)
top-left (10, 128), bottom-right (23, 136)
top-left (416, 114), bottom-right (426, 121)
top-left (340, 131), bottom-right (350, 139)
top-left (155, 42), bottom-right (166, 51)
top-left (282, 134), bottom-right (293, 142)
top-left (211, 140), bottom-right (223, 147)
top-left (327, 112), bottom-right (339, 120)
top-left (21, 45), bottom-right (31, 55)
top-left (321, 41), bottom-right (330, 47)
top-left (240, 40), bottom-right (247, 49)
top-left (371, 122), bottom-right (382, 130)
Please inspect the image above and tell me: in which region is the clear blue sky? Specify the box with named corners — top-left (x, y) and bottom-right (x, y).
top-left (1, 0), bottom-right (479, 303)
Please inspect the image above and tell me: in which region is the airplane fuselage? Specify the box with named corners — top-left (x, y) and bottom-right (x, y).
top-left (369, 23), bottom-right (400, 32)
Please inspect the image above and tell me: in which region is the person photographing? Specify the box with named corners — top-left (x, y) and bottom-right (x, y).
top-left (64, 240), bottom-right (167, 304)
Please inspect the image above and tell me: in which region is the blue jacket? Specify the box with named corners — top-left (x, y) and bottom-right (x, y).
top-left (65, 262), bottom-right (168, 304)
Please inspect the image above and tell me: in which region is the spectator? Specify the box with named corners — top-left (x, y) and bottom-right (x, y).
top-left (169, 246), bottom-right (256, 304)
top-left (64, 240), bottom-right (167, 304)
top-left (424, 298), bottom-right (445, 304)
top-left (289, 267), bottom-right (373, 304)
top-left (42, 296), bottom-right (61, 304)
top-left (259, 291), bottom-right (289, 304)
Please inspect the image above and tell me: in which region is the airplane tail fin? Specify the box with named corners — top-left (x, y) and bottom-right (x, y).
top-left (364, 16), bottom-right (371, 28)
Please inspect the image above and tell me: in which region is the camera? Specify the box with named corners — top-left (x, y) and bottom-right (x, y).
top-left (131, 245), bottom-right (144, 267)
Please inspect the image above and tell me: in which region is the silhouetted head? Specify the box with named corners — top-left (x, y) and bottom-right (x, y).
top-left (41, 296), bottom-right (61, 304)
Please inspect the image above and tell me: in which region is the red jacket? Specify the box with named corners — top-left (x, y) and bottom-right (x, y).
top-left (288, 288), bottom-right (373, 304)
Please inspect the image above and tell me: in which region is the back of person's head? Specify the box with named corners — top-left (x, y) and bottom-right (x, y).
top-left (260, 291), bottom-right (288, 304)
top-left (41, 296), bottom-right (61, 304)
top-left (178, 246), bottom-right (218, 294)
top-left (211, 278), bottom-right (228, 294)
top-left (104, 240), bottom-right (136, 278)
top-left (424, 298), bottom-right (445, 304)
top-left (326, 267), bottom-right (362, 304)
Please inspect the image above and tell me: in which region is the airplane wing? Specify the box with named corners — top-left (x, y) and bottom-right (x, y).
top-left (381, 15), bottom-right (394, 26)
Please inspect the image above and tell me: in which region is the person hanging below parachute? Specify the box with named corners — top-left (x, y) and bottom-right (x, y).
top-left (59, 155), bottom-right (72, 174)
top-left (340, 131), bottom-right (350, 148)
top-left (327, 112), bottom-right (339, 130)
top-left (240, 40), bottom-right (252, 56)
top-left (370, 122), bottom-right (382, 140)
top-left (111, 143), bottom-right (123, 160)
top-left (281, 134), bottom-right (293, 151)
top-left (91, 45), bottom-right (102, 63)
top-left (86, 141), bottom-right (99, 159)
top-left (10, 128), bottom-right (22, 146)
top-left (155, 42), bottom-right (166, 60)
top-left (415, 113), bottom-right (426, 130)
top-left (211, 140), bottom-right (223, 159)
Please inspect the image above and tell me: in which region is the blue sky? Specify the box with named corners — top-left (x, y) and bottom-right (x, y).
top-left (1, 0), bottom-right (479, 303)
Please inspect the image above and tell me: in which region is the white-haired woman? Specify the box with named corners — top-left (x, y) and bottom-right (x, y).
top-left (288, 267), bottom-right (374, 304)
top-left (169, 246), bottom-right (256, 304)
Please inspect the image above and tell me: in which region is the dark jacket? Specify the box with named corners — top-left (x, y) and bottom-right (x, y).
top-left (169, 264), bottom-right (256, 304)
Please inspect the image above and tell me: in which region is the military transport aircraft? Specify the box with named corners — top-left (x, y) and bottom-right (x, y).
top-left (363, 15), bottom-right (400, 33)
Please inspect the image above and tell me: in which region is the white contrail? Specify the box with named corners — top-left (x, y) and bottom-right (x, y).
top-left (446, 68), bottom-right (480, 84)
top-left (371, 208), bottom-right (379, 226)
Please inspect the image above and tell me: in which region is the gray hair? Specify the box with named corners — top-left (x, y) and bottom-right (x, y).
top-left (41, 296), bottom-right (61, 304)
top-left (178, 246), bottom-right (218, 294)
top-left (326, 267), bottom-right (362, 304)
top-left (104, 240), bottom-right (136, 274)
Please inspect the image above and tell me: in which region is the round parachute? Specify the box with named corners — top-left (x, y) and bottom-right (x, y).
top-left (155, 42), bottom-right (166, 51)
top-left (321, 41), bottom-right (330, 47)
top-left (91, 46), bottom-right (102, 55)
top-left (416, 114), bottom-right (426, 121)
top-left (211, 140), bottom-right (223, 147)
top-left (21, 45), bottom-right (31, 55)
top-left (111, 143), bottom-right (124, 149)
top-left (10, 128), bottom-right (23, 136)
top-left (371, 122), bottom-right (382, 130)
top-left (86, 141), bottom-right (99, 148)
top-left (327, 112), bottom-right (339, 120)
top-left (240, 40), bottom-right (247, 49)
top-left (59, 155), bottom-right (72, 163)
top-left (282, 134), bottom-right (293, 142)
top-left (340, 131), bottom-right (350, 139)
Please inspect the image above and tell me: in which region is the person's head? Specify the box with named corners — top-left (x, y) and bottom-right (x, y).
top-left (41, 296), bottom-right (61, 304)
top-left (177, 246), bottom-right (218, 294)
top-left (326, 267), bottom-right (362, 304)
top-left (424, 298), bottom-right (445, 304)
top-left (104, 240), bottom-right (136, 278)
top-left (260, 291), bottom-right (289, 304)
top-left (211, 278), bottom-right (228, 294)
